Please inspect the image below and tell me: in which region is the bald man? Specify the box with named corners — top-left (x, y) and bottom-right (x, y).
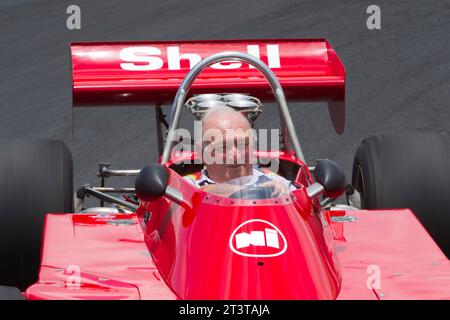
top-left (185, 106), bottom-right (295, 197)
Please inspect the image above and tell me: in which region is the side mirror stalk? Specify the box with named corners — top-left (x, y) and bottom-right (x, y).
top-left (165, 185), bottom-right (192, 210)
top-left (307, 159), bottom-right (347, 202)
top-left (306, 182), bottom-right (325, 198)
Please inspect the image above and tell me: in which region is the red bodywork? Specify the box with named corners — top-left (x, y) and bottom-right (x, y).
top-left (25, 152), bottom-right (450, 300)
top-left (25, 39), bottom-right (450, 299)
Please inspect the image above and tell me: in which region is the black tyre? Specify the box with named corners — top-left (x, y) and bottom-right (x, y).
top-left (0, 139), bottom-right (73, 291)
top-left (352, 133), bottom-right (450, 258)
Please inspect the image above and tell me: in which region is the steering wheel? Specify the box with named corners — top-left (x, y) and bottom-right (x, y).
top-left (229, 186), bottom-right (276, 199)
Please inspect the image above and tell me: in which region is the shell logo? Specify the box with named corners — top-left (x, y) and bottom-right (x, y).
top-left (229, 219), bottom-right (287, 258)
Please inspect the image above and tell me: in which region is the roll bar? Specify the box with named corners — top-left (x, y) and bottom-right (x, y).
top-left (160, 52), bottom-right (306, 164)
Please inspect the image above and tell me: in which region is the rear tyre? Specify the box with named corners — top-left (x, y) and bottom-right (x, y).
top-left (352, 133), bottom-right (450, 258)
top-left (0, 139), bottom-right (73, 291)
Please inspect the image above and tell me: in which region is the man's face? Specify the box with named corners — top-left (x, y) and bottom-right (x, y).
top-left (201, 114), bottom-right (254, 182)
top-left (203, 128), bottom-right (254, 167)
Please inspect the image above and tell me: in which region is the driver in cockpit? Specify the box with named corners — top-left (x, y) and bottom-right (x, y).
top-left (185, 106), bottom-right (295, 197)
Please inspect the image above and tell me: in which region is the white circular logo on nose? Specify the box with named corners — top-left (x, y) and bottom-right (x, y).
top-left (229, 219), bottom-right (287, 258)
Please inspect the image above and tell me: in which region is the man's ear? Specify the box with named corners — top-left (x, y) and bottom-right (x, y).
top-left (249, 128), bottom-right (258, 163)
top-left (194, 139), bottom-right (204, 164)
top-left (251, 131), bottom-right (258, 148)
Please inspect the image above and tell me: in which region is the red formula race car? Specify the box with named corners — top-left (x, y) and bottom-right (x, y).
top-left (0, 39), bottom-right (449, 300)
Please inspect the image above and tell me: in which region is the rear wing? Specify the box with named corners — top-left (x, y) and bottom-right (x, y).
top-left (71, 39), bottom-right (345, 133)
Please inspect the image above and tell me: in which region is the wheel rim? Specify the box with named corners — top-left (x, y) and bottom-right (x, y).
top-left (354, 165), bottom-right (366, 209)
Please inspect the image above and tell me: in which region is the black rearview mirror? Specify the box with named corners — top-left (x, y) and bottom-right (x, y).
top-left (135, 164), bottom-right (169, 202)
top-left (313, 159), bottom-right (346, 198)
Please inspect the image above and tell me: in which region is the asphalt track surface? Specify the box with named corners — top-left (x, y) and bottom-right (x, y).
top-left (1, 0), bottom-right (450, 191)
